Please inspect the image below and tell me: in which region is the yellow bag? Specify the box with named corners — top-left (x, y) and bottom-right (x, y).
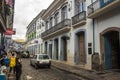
top-left (10, 57), bottom-right (16, 67)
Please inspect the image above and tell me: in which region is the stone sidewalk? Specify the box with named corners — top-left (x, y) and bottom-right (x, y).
top-left (7, 73), bottom-right (16, 80)
top-left (51, 60), bottom-right (120, 80)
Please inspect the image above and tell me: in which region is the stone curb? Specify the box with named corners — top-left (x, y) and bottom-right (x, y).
top-left (52, 65), bottom-right (93, 80)
top-left (51, 61), bottom-right (104, 80)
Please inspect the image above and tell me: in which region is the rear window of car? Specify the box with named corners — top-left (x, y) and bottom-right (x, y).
top-left (39, 55), bottom-right (49, 59)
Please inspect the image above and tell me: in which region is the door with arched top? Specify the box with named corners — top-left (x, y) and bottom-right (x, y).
top-left (104, 31), bottom-right (120, 69)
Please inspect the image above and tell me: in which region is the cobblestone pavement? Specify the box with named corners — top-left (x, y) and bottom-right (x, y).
top-left (21, 59), bottom-right (86, 80)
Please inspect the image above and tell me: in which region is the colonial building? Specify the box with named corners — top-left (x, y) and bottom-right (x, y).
top-left (41, 0), bottom-right (72, 61)
top-left (27, 0), bottom-right (120, 70)
top-left (41, 0), bottom-right (93, 70)
top-left (27, 10), bottom-right (45, 55)
top-left (88, 0), bottom-right (120, 70)
top-left (36, 10), bottom-right (46, 54)
top-left (26, 18), bottom-right (36, 55)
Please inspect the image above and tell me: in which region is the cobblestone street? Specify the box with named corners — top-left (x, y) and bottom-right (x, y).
top-left (21, 59), bottom-right (84, 80)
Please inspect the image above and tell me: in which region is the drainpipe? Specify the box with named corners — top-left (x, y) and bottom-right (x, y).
top-left (93, 19), bottom-right (95, 54)
top-left (90, 0), bottom-right (96, 70)
top-left (91, 0), bottom-right (95, 55)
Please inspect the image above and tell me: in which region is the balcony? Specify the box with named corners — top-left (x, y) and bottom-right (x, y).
top-left (41, 19), bottom-right (71, 40)
top-left (72, 11), bottom-right (86, 28)
top-left (88, 0), bottom-right (120, 18)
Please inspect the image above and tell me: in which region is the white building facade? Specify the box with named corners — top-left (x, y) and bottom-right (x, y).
top-left (27, 0), bottom-right (120, 70)
top-left (27, 10), bottom-right (45, 55)
top-left (26, 18), bottom-right (37, 55)
top-left (88, 0), bottom-right (120, 70)
top-left (41, 0), bottom-right (94, 70)
top-left (36, 10), bottom-right (46, 54)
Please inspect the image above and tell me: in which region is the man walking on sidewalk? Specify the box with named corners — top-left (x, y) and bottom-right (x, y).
top-left (15, 54), bottom-right (22, 80)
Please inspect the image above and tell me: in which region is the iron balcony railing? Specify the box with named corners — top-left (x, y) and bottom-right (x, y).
top-left (41, 19), bottom-right (71, 38)
top-left (88, 0), bottom-right (114, 15)
top-left (72, 11), bottom-right (86, 25)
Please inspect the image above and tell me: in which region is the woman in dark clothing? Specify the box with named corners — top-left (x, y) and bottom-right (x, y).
top-left (15, 55), bottom-right (22, 80)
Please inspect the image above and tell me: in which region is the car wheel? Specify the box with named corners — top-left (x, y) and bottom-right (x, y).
top-left (48, 65), bottom-right (51, 68)
top-left (30, 61), bottom-right (32, 66)
top-left (34, 64), bottom-right (38, 69)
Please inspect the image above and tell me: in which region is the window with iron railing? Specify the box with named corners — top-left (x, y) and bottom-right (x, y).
top-left (50, 17), bottom-right (53, 28)
top-left (75, 0), bottom-right (86, 15)
top-left (61, 6), bottom-right (68, 21)
top-left (42, 22), bottom-right (44, 27)
top-left (46, 21), bottom-right (49, 30)
top-left (88, 0), bottom-right (114, 15)
top-left (54, 12), bottom-right (59, 25)
top-left (41, 19), bottom-right (71, 38)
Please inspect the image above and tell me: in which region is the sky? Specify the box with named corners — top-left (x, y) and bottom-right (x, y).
top-left (12, 0), bottom-right (54, 39)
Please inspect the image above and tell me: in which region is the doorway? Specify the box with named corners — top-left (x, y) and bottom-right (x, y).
top-left (49, 44), bottom-right (52, 59)
top-left (62, 37), bottom-right (67, 61)
top-left (75, 31), bottom-right (86, 64)
top-left (55, 39), bottom-right (59, 60)
top-left (104, 31), bottom-right (120, 69)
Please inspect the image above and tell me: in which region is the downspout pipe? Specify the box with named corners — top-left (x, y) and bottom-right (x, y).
top-left (93, 19), bottom-right (95, 54)
top-left (91, 0), bottom-right (95, 70)
top-left (91, 0), bottom-right (95, 55)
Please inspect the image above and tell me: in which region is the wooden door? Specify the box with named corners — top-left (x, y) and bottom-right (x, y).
top-left (49, 44), bottom-right (52, 59)
top-left (104, 36), bottom-right (112, 69)
top-left (78, 32), bottom-right (85, 63)
top-left (55, 39), bottom-right (59, 60)
top-left (63, 38), bottom-right (67, 61)
top-left (110, 32), bottom-right (119, 69)
top-left (45, 42), bottom-right (47, 54)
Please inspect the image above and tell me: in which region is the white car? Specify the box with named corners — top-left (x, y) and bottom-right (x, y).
top-left (30, 54), bottom-right (51, 69)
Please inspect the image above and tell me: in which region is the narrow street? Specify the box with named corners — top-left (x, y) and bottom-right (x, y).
top-left (21, 58), bottom-right (85, 80)
top-left (1, 0), bottom-right (120, 80)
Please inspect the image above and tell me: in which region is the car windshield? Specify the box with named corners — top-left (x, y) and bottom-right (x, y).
top-left (39, 55), bottom-right (49, 59)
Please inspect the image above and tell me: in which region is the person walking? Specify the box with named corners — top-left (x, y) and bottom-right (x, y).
top-left (3, 54), bottom-right (9, 67)
top-left (9, 53), bottom-right (16, 74)
top-left (15, 54), bottom-right (22, 80)
top-left (0, 62), bottom-right (8, 80)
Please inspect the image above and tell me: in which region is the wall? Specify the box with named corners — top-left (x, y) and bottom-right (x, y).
top-left (94, 8), bottom-right (120, 62)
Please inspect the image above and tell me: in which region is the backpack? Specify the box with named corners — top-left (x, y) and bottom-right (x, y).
top-left (3, 58), bottom-right (10, 66)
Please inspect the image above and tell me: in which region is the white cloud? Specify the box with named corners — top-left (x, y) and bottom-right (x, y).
top-left (12, 0), bottom-right (54, 39)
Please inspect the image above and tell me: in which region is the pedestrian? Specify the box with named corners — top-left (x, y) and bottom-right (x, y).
top-left (0, 55), bottom-right (4, 65)
top-left (0, 61), bottom-right (8, 80)
top-left (9, 53), bottom-right (16, 74)
top-left (15, 54), bottom-right (22, 80)
top-left (3, 54), bottom-right (9, 67)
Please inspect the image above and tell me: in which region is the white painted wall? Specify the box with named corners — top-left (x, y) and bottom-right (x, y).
top-left (36, 17), bottom-right (45, 54)
top-left (40, 0), bottom-right (95, 69)
top-left (94, 9), bottom-right (120, 55)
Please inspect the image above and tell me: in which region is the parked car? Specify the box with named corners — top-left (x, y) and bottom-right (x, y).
top-left (21, 51), bottom-right (30, 58)
top-left (30, 54), bottom-right (51, 69)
